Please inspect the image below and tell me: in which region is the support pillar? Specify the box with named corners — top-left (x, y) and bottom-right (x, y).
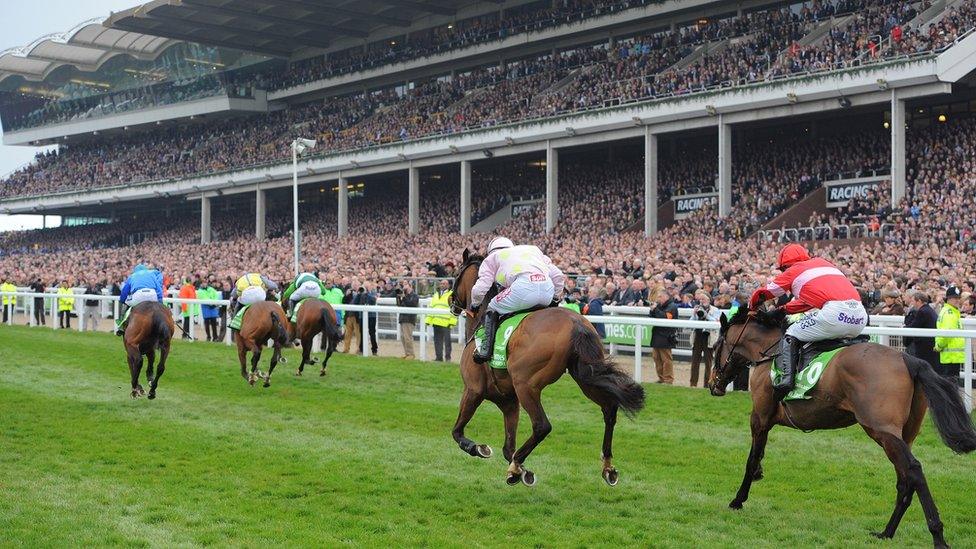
top-left (255, 189), bottom-right (266, 240)
top-left (200, 197), bottom-right (212, 244)
top-left (718, 117), bottom-right (732, 218)
top-left (338, 175), bottom-right (348, 237)
top-left (546, 143), bottom-right (559, 233)
top-left (890, 90), bottom-right (906, 208)
top-left (644, 128), bottom-right (658, 236)
top-left (408, 167), bottom-right (419, 236)
top-left (460, 161), bottom-right (472, 235)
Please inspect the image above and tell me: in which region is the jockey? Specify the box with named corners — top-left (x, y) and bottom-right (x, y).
top-left (749, 243), bottom-right (866, 401)
top-left (229, 273), bottom-right (279, 317)
top-left (115, 264), bottom-right (164, 336)
top-left (281, 271), bottom-right (327, 316)
top-left (469, 236), bottom-right (566, 364)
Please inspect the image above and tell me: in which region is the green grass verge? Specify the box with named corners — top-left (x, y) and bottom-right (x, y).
top-left (0, 326), bottom-right (973, 547)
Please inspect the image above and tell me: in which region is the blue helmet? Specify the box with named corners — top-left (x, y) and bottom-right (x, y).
top-left (133, 264), bottom-right (148, 274)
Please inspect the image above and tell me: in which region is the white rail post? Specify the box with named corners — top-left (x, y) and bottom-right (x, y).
top-left (50, 297), bottom-right (57, 330)
top-left (633, 325), bottom-right (642, 383)
top-left (419, 313), bottom-right (428, 362)
top-left (29, 298), bottom-right (35, 327)
top-left (362, 308), bottom-right (369, 356)
top-left (78, 298), bottom-right (85, 332)
top-left (964, 337), bottom-right (973, 413)
top-left (225, 309), bottom-right (233, 346)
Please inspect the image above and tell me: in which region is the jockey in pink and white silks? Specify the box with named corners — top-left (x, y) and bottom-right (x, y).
top-left (469, 237), bottom-right (566, 364)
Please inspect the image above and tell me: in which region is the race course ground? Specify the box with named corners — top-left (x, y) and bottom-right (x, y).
top-left (1, 326), bottom-right (974, 547)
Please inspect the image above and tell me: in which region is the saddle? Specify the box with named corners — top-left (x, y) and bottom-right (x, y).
top-left (795, 335), bottom-right (871, 373)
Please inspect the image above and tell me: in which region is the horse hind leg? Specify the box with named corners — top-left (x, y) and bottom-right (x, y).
top-left (145, 349), bottom-right (156, 388)
top-left (865, 426), bottom-right (946, 547)
top-left (264, 344), bottom-right (282, 388)
top-left (148, 344), bottom-right (168, 400)
top-left (320, 334), bottom-right (336, 377)
top-left (577, 383), bottom-right (620, 486)
top-left (496, 395), bottom-right (519, 463)
top-left (296, 336), bottom-right (312, 376)
top-left (127, 347), bottom-right (144, 398)
top-left (249, 348), bottom-right (263, 386)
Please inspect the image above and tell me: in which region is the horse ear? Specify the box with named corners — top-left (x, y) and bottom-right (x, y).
top-left (719, 312), bottom-right (728, 331)
top-left (462, 248), bottom-right (469, 262)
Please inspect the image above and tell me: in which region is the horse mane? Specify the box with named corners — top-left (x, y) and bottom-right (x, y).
top-left (725, 306), bottom-right (786, 332)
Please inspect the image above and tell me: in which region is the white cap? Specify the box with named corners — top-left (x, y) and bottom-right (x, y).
top-left (488, 237), bottom-right (514, 254)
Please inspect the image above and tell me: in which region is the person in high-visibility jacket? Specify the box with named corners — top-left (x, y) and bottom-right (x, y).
top-left (427, 279), bottom-right (457, 362)
top-left (935, 286), bottom-right (966, 385)
top-left (1, 275), bottom-right (17, 324)
top-left (56, 280), bottom-right (75, 329)
top-left (322, 280), bottom-right (344, 325)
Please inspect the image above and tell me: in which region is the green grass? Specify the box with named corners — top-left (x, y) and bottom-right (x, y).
top-left (0, 326), bottom-right (974, 548)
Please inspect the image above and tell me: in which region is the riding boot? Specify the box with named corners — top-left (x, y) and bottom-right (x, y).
top-left (773, 335), bottom-right (803, 402)
top-left (473, 311), bottom-right (499, 364)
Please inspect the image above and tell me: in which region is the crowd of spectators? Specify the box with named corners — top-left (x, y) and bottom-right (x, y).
top-left (6, 0), bottom-right (976, 200)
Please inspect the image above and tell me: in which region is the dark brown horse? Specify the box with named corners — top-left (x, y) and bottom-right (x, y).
top-left (123, 301), bottom-right (174, 399)
top-left (709, 307), bottom-right (976, 548)
top-left (293, 298), bottom-right (343, 377)
top-left (234, 300), bottom-right (291, 388)
top-left (449, 249), bottom-right (645, 486)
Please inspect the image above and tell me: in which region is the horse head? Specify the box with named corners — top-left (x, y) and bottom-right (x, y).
top-left (709, 307), bottom-right (784, 396)
top-left (450, 248), bottom-right (484, 316)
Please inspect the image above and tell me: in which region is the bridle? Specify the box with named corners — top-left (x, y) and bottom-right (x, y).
top-left (450, 258), bottom-right (482, 316)
top-left (711, 314), bottom-right (780, 388)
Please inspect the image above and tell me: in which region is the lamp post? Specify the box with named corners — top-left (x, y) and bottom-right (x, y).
top-left (291, 138), bottom-right (317, 276)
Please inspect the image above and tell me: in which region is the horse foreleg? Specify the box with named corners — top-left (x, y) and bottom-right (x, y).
top-left (148, 344), bottom-right (168, 400)
top-left (452, 388), bottom-right (490, 458)
top-left (237, 340), bottom-right (249, 381)
top-left (508, 385), bottom-right (551, 487)
top-left (730, 412), bottom-right (772, 509)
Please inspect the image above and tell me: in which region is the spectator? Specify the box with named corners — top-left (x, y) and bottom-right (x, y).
top-left (583, 285), bottom-right (605, 338)
top-left (648, 290), bottom-right (678, 384)
top-left (396, 281), bottom-right (419, 359)
top-left (690, 293), bottom-right (721, 388)
top-left (342, 280), bottom-right (362, 354)
top-left (871, 288), bottom-right (905, 315)
top-left (178, 278), bottom-right (198, 341)
top-left (198, 280), bottom-right (222, 342)
top-left (427, 279), bottom-right (456, 362)
top-left (1, 274), bottom-right (15, 323)
top-left (56, 280), bottom-right (74, 329)
top-left (935, 286), bottom-right (965, 386)
top-left (81, 279), bottom-right (102, 331)
top-left (30, 277), bottom-right (46, 326)
top-left (904, 291), bottom-right (939, 370)
top-left (363, 280), bottom-right (379, 356)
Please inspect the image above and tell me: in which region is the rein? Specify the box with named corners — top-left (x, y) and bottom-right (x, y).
top-left (714, 315), bottom-right (780, 388)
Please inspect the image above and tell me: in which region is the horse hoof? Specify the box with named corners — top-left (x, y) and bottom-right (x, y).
top-left (506, 473), bottom-right (521, 486)
top-left (475, 445), bottom-right (492, 459)
top-left (295, 370), bottom-right (303, 376)
top-left (147, 393), bottom-right (156, 400)
top-left (729, 500), bottom-right (744, 510)
top-left (319, 369), bottom-right (327, 377)
top-left (279, 357), bottom-right (287, 364)
top-left (602, 468), bottom-right (619, 486)
top-left (870, 532), bottom-right (892, 540)
top-left (130, 391), bottom-right (140, 399)
top-left (520, 469), bottom-right (536, 487)
top-left (263, 381), bottom-right (271, 388)
top-left (753, 467), bottom-right (764, 481)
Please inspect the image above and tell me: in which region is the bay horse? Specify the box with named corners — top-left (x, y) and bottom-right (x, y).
top-left (123, 301), bottom-right (174, 399)
top-left (449, 249), bottom-right (645, 486)
top-left (293, 298), bottom-right (343, 377)
top-left (234, 300), bottom-right (291, 388)
top-left (709, 307), bottom-right (976, 548)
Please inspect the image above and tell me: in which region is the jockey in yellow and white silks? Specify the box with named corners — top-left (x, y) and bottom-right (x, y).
top-left (470, 237), bottom-right (566, 364)
top-left (229, 273), bottom-right (279, 315)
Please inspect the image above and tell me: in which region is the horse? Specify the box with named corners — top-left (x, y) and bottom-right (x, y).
top-left (234, 300), bottom-right (291, 388)
top-left (123, 301), bottom-right (174, 400)
top-left (449, 248), bottom-right (645, 486)
top-left (292, 298), bottom-right (343, 377)
top-left (709, 306), bottom-right (976, 548)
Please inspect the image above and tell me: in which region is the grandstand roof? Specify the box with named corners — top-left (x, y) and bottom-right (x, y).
top-left (106, 0), bottom-right (484, 58)
top-left (0, 17), bottom-right (178, 84)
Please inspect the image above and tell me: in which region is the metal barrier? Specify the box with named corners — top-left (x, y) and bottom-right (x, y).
top-left (3, 291), bottom-right (974, 410)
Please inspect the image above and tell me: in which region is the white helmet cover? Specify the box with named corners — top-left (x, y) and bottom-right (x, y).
top-left (487, 237), bottom-right (514, 254)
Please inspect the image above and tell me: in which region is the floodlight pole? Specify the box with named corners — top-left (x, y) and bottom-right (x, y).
top-left (292, 142), bottom-right (300, 277)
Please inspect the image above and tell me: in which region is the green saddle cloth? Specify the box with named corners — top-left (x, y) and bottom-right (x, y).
top-left (290, 296), bottom-right (328, 323)
top-left (772, 347), bottom-right (844, 401)
top-left (229, 305), bottom-right (251, 331)
top-left (474, 312), bottom-right (531, 370)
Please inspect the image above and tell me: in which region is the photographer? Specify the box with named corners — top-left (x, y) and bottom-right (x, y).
top-left (396, 281), bottom-right (419, 359)
top-left (341, 280), bottom-right (362, 354)
top-left (648, 290), bottom-right (678, 384)
top-left (690, 293), bottom-right (721, 388)
top-left (362, 281), bottom-right (379, 356)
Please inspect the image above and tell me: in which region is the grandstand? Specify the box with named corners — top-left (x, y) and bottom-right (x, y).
top-left (1, 0), bottom-right (976, 308)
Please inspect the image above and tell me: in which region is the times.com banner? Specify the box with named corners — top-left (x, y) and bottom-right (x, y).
top-left (673, 192), bottom-right (718, 219)
top-left (825, 179), bottom-right (884, 208)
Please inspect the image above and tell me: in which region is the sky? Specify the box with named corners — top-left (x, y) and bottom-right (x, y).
top-left (0, 0), bottom-right (140, 231)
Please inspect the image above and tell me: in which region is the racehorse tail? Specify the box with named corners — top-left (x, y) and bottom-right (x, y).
top-left (151, 305), bottom-right (171, 350)
top-left (322, 307), bottom-right (343, 342)
top-left (568, 318), bottom-right (645, 417)
top-left (270, 311), bottom-right (288, 347)
top-left (906, 353), bottom-right (976, 454)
